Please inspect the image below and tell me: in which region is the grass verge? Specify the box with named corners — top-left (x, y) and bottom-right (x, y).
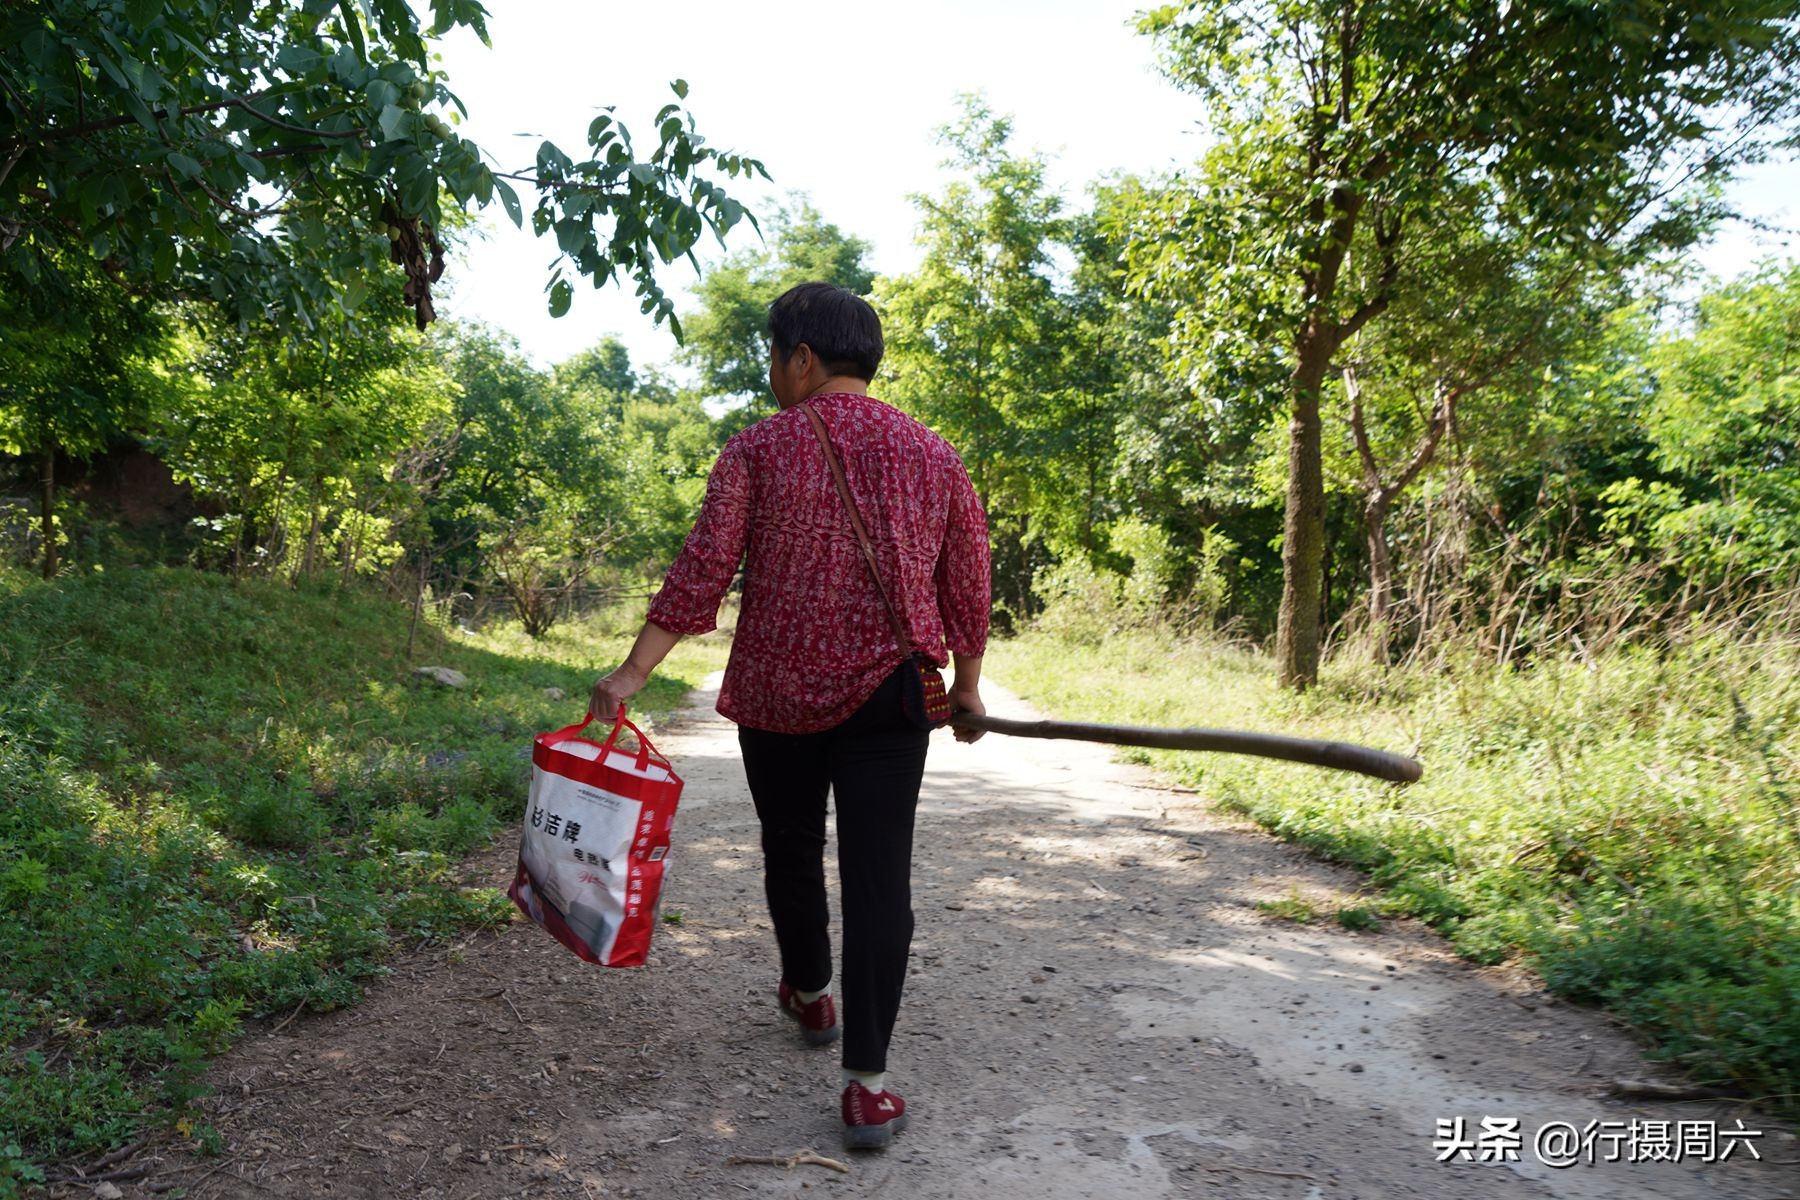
top-left (0, 565), bottom-right (726, 1189)
top-left (988, 626), bottom-right (1800, 1118)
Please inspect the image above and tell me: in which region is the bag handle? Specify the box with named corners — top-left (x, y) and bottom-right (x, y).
top-left (549, 705), bottom-right (668, 773)
top-left (798, 400), bottom-right (914, 656)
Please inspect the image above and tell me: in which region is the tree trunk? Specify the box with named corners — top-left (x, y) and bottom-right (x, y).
top-left (1276, 346), bottom-right (1330, 689)
top-left (300, 479), bottom-right (323, 583)
top-left (264, 414), bottom-right (300, 572)
top-left (1345, 365), bottom-right (1458, 669)
top-left (1365, 497), bottom-right (1393, 663)
top-left (38, 445), bottom-right (56, 580)
top-left (406, 546), bottom-right (430, 660)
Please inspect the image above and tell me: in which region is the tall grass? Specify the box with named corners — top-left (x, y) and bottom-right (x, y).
top-left (0, 565), bottom-right (725, 1187)
top-left (989, 619), bottom-right (1800, 1115)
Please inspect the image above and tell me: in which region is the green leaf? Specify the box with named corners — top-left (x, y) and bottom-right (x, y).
top-left (275, 43), bottom-right (324, 76)
top-left (91, 52), bottom-right (132, 91)
top-left (340, 276), bottom-right (368, 313)
top-left (671, 78), bottom-right (689, 99)
top-left (400, 159), bottom-right (437, 215)
top-left (494, 177), bottom-right (523, 227)
top-left (547, 278), bottom-right (573, 318)
top-left (338, 0), bottom-right (369, 61)
top-left (366, 78), bottom-right (400, 112)
top-left (537, 140), bottom-right (574, 175)
top-left (378, 104), bottom-right (412, 142)
top-left (167, 152), bottom-right (204, 179)
top-left (553, 218), bottom-right (587, 257)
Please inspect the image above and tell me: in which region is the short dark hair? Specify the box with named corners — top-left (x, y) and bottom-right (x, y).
top-left (767, 282), bottom-right (884, 382)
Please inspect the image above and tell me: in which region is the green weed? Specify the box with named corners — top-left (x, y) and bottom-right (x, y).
top-left (0, 565), bottom-right (727, 1176)
top-left (1255, 893), bottom-right (1320, 924)
top-left (1336, 905), bottom-right (1382, 932)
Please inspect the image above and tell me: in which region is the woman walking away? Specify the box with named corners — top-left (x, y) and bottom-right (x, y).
top-left (588, 282), bottom-right (992, 1151)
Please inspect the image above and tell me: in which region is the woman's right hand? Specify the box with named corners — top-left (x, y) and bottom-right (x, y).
top-left (949, 685), bottom-right (985, 743)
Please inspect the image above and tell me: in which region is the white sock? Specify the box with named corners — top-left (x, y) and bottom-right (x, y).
top-left (843, 1069), bottom-right (886, 1094)
top-left (796, 986), bottom-right (829, 1004)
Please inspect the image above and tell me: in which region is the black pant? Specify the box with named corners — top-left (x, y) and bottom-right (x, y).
top-left (737, 664), bottom-right (929, 1073)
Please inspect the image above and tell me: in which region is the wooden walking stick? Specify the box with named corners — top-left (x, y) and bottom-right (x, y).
top-left (948, 713), bottom-right (1423, 784)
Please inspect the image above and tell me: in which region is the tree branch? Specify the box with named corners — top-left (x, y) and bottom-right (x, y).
top-left (491, 169), bottom-right (629, 195)
top-left (1336, 205), bottom-right (1401, 341)
top-left (191, 173), bottom-right (288, 219)
top-left (1344, 363), bottom-right (1381, 490)
top-left (5, 88), bottom-right (289, 148)
top-left (1338, 2), bottom-right (1356, 126)
top-left (249, 143), bottom-right (333, 160)
top-left (227, 96), bottom-right (364, 140)
top-left (0, 143), bottom-right (23, 192)
top-left (1382, 380), bottom-right (1454, 506)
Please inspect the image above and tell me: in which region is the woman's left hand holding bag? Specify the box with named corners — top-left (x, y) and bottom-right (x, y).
top-left (588, 621), bottom-right (685, 719)
top-left (589, 663), bottom-right (647, 720)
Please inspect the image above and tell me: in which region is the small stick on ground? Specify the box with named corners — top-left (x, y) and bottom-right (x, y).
top-left (268, 998), bottom-right (308, 1036)
top-left (1200, 1163), bottom-right (1319, 1182)
top-left (42, 1165), bottom-right (152, 1185)
top-left (1607, 1079), bottom-right (1729, 1102)
top-left (146, 1159), bottom-right (237, 1195)
top-left (725, 1149), bottom-right (851, 1174)
top-left (85, 1138), bottom-right (151, 1172)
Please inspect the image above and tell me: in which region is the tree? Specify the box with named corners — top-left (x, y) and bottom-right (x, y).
top-left (594, 370), bottom-right (717, 571)
top-left (549, 338), bottom-right (716, 570)
top-left (1336, 185), bottom-right (1630, 660)
top-left (877, 96), bottom-right (1071, 613)
top-left (554, 338), bottom-right (638, 406)
top-left (150, 293), bottom-right (451, 579)
top-left (1091, 173), bottom-right (1292, 631)
top-left (424, 326), bottom-right (715, 634)
top-left (428, 324), bottom-right (609, 632)
top-left (1, 0), bottom-right (765, 333)
top-left (1134, 0), bottom-right (1800, 687)
top-left (1608, 260), bottom-right (1800, 584)
top-left (678, 197), bottom-right (873, 433)
top-left (0, 256), bottom-right (164, 576)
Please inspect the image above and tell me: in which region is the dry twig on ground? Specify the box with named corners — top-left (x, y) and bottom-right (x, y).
top-left (724, 1148), bottom-right (851, 1174)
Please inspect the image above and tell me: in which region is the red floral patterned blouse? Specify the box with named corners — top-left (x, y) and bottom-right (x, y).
top-left (646, 392), bottom-right (991, 734)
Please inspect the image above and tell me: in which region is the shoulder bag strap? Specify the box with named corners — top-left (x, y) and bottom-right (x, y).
top-left (798, 400), bottom-right (913, 655)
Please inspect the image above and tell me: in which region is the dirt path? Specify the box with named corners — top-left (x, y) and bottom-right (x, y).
top-left (146, 678), bottom-right (1797, 1200)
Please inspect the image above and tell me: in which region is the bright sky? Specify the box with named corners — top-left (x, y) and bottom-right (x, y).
top-left (429, 1), bottom-right (1800, 377)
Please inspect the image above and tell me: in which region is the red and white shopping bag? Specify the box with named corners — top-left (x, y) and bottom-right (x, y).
top-left (507, 707), bottom-right (683, 967)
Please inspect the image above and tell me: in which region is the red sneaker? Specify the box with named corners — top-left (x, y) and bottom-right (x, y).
top-left (841, 1080), bottom-right (909, 1149)
top-left (777, 980), bottom-right (840, 1046)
